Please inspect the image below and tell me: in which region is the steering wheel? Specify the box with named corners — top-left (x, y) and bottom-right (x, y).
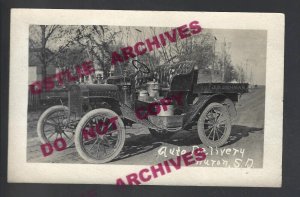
top-left (132, 60), bottom-right (151, 74)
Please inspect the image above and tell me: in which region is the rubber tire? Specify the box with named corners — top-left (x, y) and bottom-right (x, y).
top-left (197, 102), bottom-right (231, 147)
top-left (149, 128), bottom-right (174, 140)
top-left (37, 105), bottom-right (69, 144)
top-left (74, 108), bottom-right (125, 164)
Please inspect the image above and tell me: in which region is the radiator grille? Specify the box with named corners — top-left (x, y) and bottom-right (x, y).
top-left (68, 85), bottom-right (82, 119)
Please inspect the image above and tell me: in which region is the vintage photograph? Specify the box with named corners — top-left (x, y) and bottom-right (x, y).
top-left (27, 24), bottom-right (266, 168)
top-left (8, 10), bottom-right (283, 186)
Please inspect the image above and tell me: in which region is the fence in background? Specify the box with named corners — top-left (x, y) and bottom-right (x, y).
top-left (28, 84), bottom-right (41, 111)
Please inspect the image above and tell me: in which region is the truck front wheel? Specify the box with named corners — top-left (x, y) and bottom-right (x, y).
top-left (74, 108), bottom-right (125, 163)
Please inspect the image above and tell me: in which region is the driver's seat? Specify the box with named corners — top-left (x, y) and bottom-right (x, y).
top-left (153, 61), bottom-right (198, 91)
top-left (134, 61), bottom-right (198, 91)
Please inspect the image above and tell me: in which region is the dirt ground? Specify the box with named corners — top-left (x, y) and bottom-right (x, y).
top-left (27, 86), bottom-right (265, 168)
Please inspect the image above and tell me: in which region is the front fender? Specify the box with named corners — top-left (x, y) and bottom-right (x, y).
top-left (86, 96), bottom-right (122, 115)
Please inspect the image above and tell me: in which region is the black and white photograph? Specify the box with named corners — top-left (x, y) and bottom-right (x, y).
top-left (27, 24), bottom-right (266, 169)
top-left (8, 9), bottom-right (284, 187)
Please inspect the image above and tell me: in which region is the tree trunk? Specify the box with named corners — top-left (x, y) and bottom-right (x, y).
top-left (41, 25), bottom-right (47, 92)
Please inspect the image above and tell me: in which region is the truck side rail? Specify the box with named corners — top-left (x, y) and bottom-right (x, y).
top-left (193, 83), bottom-right (249, 94)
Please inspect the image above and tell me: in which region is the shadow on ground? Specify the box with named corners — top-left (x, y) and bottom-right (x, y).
top-left (225, 125), bottom-right (263, 146)
top-left (112, 133), bottom-right (162, 162)
top-left (164, 125), bottom-right (263, 147)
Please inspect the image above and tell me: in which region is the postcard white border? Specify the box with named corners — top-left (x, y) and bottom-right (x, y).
top-left (8, 9), bottom-right (284, 187)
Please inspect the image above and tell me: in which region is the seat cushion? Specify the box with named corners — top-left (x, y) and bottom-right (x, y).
top-left (135, 61), bottom-right (196, 89)
top-left (153, 61), bottom-right (196, 88)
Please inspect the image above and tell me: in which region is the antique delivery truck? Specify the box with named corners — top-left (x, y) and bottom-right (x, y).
top-left (37, 60), bottom-right (248, 163)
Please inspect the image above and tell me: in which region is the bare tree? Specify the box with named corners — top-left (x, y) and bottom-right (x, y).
top-left (29, 25), bottom-right (78, 88)
top-left (236, 64), bottom-right (246, 83)
top-left (74, 25), bottom-right (121, 78)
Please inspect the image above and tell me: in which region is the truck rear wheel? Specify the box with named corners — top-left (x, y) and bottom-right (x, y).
top-left (197, 102), bottom-right (231, 147)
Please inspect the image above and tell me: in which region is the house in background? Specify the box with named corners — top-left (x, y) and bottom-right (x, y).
top-left (28, 48), bottom-right (57, 84)
top-left (28, 48), bottom-right (60, 110)
top-left (29, 47), bottom-right (105, 85)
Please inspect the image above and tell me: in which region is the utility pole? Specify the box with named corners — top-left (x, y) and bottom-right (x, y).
top-left (250, 64), bottom-right (253, 85)
top-left (245, 59), bottom-right (249, 83)
top-left (40, 25), bottom-right (47, 93)
top-left (222, 38), bottom-right (226, 82)
top-left (212, 36), bottom-right (217, 82)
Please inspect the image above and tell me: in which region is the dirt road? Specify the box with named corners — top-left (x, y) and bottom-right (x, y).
top-left (27, 86), bottom-right (265, 168)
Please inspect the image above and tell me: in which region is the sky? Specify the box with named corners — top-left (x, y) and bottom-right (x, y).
top-left (208, 29), bottom-right (267, 85)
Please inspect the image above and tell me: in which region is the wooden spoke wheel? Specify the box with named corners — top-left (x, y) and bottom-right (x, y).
top-left (197, 102), bottom-right (231, 147)
top-left (74, 108), bottom-right (125, 164)
top-left (37, 106), bottom-right (76, 147)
